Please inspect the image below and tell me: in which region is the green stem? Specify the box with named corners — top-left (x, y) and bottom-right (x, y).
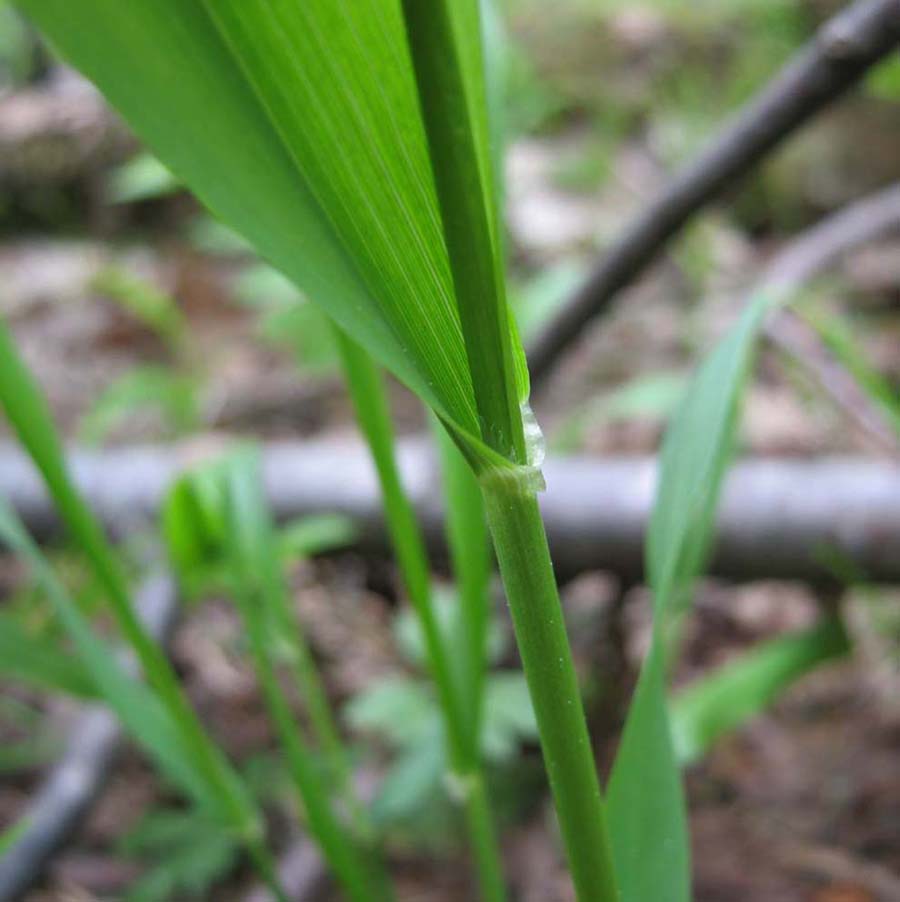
top-left (482, 486), bottom-right (618, 902)
top-left (0, 322), bottom-right (265, 857)
top-left (240, 591), bottom-right (380, 902)
top-left (219, 450), bottom-right (389, 898)
top-left (281, 611), bottom-right (370, 836)
top-left (462, 773), bottom-right (507, 902)
top-left (245, 839), bottom-right (291, 902)
top-left (433, 416), bottom-right (491, 755)
top-left (334, 327), bottom-right (506, 901)
top-left (334, 328), bottom-right (466, 751)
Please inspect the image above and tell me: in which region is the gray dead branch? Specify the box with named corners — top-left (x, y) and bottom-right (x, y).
top-left (1, 440), bottom-right (898, 584)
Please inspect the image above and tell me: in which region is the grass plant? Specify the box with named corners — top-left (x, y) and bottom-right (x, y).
top-left (2, 3), bottom-right (881, 900)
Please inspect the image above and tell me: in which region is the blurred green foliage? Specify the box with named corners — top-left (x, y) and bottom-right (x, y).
top-left (120, 807), bottom-right (239, 902)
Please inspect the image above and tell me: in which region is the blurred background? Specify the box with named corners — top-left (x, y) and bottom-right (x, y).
top-left (0, 1), bottom-right (899, 899)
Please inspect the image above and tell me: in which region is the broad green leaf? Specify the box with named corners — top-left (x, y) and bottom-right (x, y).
top-left (20, 0), bottom-right (531, 480)
top-left (0, 610), bottom-right (97, 698)
top-left (608, 291), bottom-right (776, 902)
top-left (671, 616), bottom-right (851, 764)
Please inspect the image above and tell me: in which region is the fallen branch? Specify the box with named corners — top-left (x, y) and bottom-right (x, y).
top-left (0, 569), bottom-right (179, 902)
top-left (2, 441), bottom-right (899, 583)
top-left (526, 0), bottom-right (900, 385)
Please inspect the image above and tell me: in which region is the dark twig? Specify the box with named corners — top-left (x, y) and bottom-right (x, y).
top-left (0, 570), bottom-right (179, 902)
top-left (527, 0), bottom-right (900, 386)
top-left (2, 441), bottom-right (899, 583)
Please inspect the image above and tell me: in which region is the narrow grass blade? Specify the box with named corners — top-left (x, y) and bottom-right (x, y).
top-left (0, 611), bottom-right (97, 699)
top-left (607, 643), bottom-right (688, 902)
top-left (277, 514), bottom-right (357, 564)
top-left (106, 152), bottom-right (180, 205)
top-left (90, 267), bottom-right (186, 351)
top-left (78, 366), bottom-right (198, 446)
top-left (332, 329), bottom-right (466, 754)
top-left (671, 615), bottom-right (851, 765)
top-left (433, 420), bottom-right (504, 901)
top-left (217, 451), bottom-right (363, 809)
top-left (608, 293), bottom-right (775, 902)
top-left (0, 318), bottom-right (265, 855)
top-left (433, 417), bottom-right (491, 747)
top-left (646, 301), bottom-right (768, 608)
top-left (163, 447), bottom-right (391, 902)
top-left (0, 498), bottom-right (214, 809)
top-left (333, 330), bottom-right (506, 900)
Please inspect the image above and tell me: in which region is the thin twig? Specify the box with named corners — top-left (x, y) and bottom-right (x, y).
top-left (527, 0), bottom-right (900, 386)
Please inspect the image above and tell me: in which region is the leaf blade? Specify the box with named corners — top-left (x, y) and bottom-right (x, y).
top-left (607, 292), bottom-right (776, 902)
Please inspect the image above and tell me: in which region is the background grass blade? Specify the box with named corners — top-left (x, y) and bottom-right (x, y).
top-left (217, 450), bottom-right (389, 902)
top-left (670, 615), bottom-right (852, 765)
top-left (0, 611), bottom-right (97, 699)
top-left (333, 330), bottom-right (506, 900)
top-left (0, 821), bottom-right (29, 859)
top-left (164, 449), bottom-right (390, 902)
top-left (433, 417), bottom-right (491, 749)
top-left (607, 293), bottom-right (775, 902)
top-left (433, 417), bottom-right (506, 901)
top-left (0, 498), bottom-right (215, 810)
top-left (0, 317), bottom-right (280, 891)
